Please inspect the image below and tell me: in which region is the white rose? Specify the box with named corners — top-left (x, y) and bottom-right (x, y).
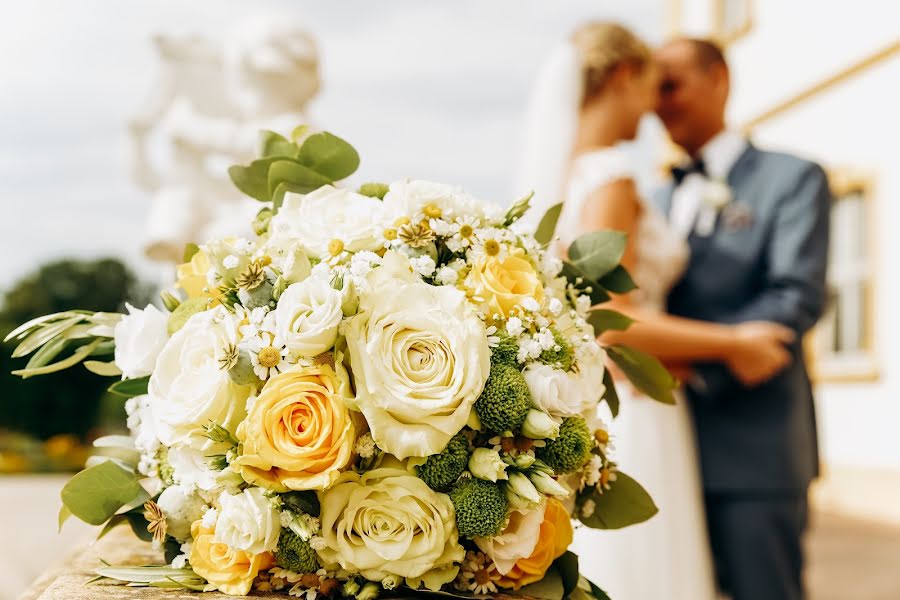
top-left (344, 252), bottom-right (490, 459)
top-left (214, 487), bottom-right (281, 555)
top-left (269, 186), bottom-right (384, 259)
top-left (114, 303), bottom-right (169, 379)
top-left (274, 274), bottom-right (343, 358)
top-left (523, 359), bottom-right (604, 420)
top-left (167, 442), bottom-right (223, 491)
top-left (149, 308), bottom-right (252, 446)
top-left (474, 503), bottom-right (547, 575)
top-left (156, 484), bottom-right (207, 542)
top-left (382, 179), bottom-right (502, 223)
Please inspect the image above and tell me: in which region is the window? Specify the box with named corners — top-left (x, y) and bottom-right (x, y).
top-left (809, 171), bottom-right (879, 382)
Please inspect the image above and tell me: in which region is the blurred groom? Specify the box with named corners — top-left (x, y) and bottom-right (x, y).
top-left (654, 39), bottom-right (831, 600)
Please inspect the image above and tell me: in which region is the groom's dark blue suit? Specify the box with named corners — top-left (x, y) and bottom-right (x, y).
top-left (657, 142), bottom-right (831, 600)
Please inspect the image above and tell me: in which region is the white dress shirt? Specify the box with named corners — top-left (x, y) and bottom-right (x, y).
top-left (669, 129), bottom-right (749, 238)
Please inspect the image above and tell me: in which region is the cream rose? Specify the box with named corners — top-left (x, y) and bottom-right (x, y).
top-left (189, 521), bottom-right (275, 596)
top-left (269, 186), bottom-right (383, 259)
top-left (149, 308), bottom-right (252, 446)
top-left (344, 252), bottom-right (490, 459)
top-left (232, 364), bottom-right (357, 492)
top-left (214, 488), bottom-right (280, 555)
top-left (156, 484), bottom-right (206, 542)
top-left (474, 502), bottom-right (546, 575)
top-left (468, 250), bottom-right (544, 318)
top-left (114, 303), bottom-right (169, 379)
top-left (317, 464), bottom-right (464, 591)
top-left (274, 274), bottom-right (343, 358)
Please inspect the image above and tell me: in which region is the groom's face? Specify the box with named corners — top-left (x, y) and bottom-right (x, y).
top-left (654, 41), bottom-right (729, 154)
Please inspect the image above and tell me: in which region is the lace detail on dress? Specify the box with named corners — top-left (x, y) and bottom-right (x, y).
top-left (556, 147), bottom-right (689, 311)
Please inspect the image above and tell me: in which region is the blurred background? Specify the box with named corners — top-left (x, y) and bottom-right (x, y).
top-left (1, 1), bottom-right (898, 599)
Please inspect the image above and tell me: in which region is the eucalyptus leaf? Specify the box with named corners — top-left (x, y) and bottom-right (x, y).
top-left (58, 505), bottom-right (72, 532)
top-left (260, 130), bottom-right (299, 158)
top-left (297, 131), bottom-right (360, 181)
top-left (14, 338), bottom-right (101, 378)
top-left (94, 565), bottom-right (204, 586)
top-left (598, 265), bottom-right (637, 294)
top-left (280, 490), bottom-right (320, 517)
top-left (534, 202), bottom-right (563, 246)
top-left (578, 471), bottom-right (658, 530)
top-left (290, 124), bottom-right (310, 143)
top-left (602, 369), bottom-right (620, 418)
top-left (23, 335), bottom-right (69, 370)
top-left (108, 376), bottom-right (150, 398)
top-left (568, 231), bottom-right (627, 281)
top-left (268, 158), bottom-right (333, 197)
top-left (560, 262), bottom-right (610, 305)
top-left (60, 460), bottom-right (145, 526)
top-left (84, 360), bottom-right (122, 377)
top-left (586, 309), bottom-right (634, 335)
top-left (606, 344), bottom-right (677, 405)
top-left (228, 157), bottom-right (281, 202)
top-left (553, 551), bottom-right (580, 599)
top-left (3, 310), bottom-right (86, 342)
top-left (584, 577), bottom-right (612, 600)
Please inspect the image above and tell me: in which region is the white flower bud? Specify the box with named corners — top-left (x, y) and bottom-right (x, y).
top-left (468, 448), bottom-right (508, 482)
top-left (529, 471), bottom-right (569, 497)
top-left (506, 471), bottom-right (541, 509)
top-left (521, 409), bottom-right (561, 440)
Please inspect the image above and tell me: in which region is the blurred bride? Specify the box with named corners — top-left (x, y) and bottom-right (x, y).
top-left (516, 23), bottom-right (794, 599)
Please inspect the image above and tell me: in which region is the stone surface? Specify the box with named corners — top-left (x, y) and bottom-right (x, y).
top-left (14, 506), bottom-right (900, 599)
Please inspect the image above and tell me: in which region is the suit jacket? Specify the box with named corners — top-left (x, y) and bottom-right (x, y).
top-left (658, 143), bottom-right (831, 494)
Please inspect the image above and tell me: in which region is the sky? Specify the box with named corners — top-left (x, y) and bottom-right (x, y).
top-left (0, 0), bottom-right (664, 289)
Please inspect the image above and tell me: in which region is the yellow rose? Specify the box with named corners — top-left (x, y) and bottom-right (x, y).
top-left (468, 250), bottom-right (544, 318)
top-left (175, 250), bottom-right (221, 305)
top-left (189, 521), bottom-right (275, 596)
top-left (233, 364), bottom-right (357, 492)
top-left (496, 499), bottom-right (573, 590)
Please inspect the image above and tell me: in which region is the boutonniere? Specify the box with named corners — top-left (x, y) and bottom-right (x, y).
top-left (695, 178), bottom-right (733, 236)
top-left (721, 202), bottom-right (755, 231)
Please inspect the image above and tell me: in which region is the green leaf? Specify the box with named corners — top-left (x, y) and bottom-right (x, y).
top-left (58, 505), bottom-right (72, 532)
top-left (519, 566), bottom-right (565, 600)
top-left (598, 265), bottom-right (638, 294)
top-left (553, 551), bottom-right (580, 599)
top-left (586, 309), bottom-right (634, 334)
top-left (260, 130), bottom-right (299, 158)
top-left (578, 470), bottom-right (658, 530)
top-left (11, 314), bottom-right (85, 358)
top-left (108, 376), bottom-right (150, 398)
top-left (504, 191), bottom-right (534, 226)
top-left (358, 182), bottom-right (390, 200)
top-left (3, 310), bottom-right (87, 342)
top-left (84, 360), bottom-right (122, 377)
top-left (606, 344), bottom-right (677, 405)
top-left (14, 338), bottom-right (101, 378)
top-left (602, 369), bottom-right (620, 418)
top-left (560, 262), bottom-right (610, 305)
top-left (182, 243), bottom-right (200, 264)
top-left (290, 124), bottom-right (310, 143)
top-left (584, 577), bottom-right (612, 600)
top-left (60, 461), bottom-right (145, 526)
top-left (568, 231), bottom-right (627, 281)
top-left (228, 157), bottom-right (282, 202)
top-left (93, 565), bottom-right (204, 587)
top-left (167, 296), bottom-right (209, 335)
top-left (535, 202), bottom-right (563, 246)
top-left (280, 490), bottom-right (321, 517)
top-left (267, 158), bottom-right (333, 198)
top-left (297, 131), bottom-right (360, 181)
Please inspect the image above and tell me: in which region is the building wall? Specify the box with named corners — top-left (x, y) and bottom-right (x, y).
top-left (721, 1), bottom-right (900, 471)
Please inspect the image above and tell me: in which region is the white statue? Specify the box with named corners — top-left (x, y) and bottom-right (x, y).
top-left (129, 17), bottom-right (320, 262)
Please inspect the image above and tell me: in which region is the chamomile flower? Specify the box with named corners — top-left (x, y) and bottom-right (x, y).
top-left (454, 551), bottom-right (500, 595)
top-left (246, 332), bottom-right (289, 380)
top-left (445, 215), bottom-right (480, 252)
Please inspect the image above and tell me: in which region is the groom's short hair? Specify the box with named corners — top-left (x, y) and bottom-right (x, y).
top-left (681, 38), bottom-right (728, 71)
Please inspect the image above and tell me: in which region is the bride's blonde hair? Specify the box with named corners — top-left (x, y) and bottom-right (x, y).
top-left (571, 22), bottom-right (651, 102)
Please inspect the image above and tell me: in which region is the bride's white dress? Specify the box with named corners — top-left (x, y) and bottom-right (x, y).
top-left (558, 147), bottom-right (717, 600)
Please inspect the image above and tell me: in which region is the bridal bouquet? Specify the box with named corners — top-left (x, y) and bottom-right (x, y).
top-left (8, 128), bottom-right (674, 599)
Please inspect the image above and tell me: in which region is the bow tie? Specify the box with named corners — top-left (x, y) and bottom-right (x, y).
top-left (670, 158), bottom-right (707, 185)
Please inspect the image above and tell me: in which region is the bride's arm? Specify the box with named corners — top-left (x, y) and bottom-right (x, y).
top-left (575, 179), bottom-right (740, 363)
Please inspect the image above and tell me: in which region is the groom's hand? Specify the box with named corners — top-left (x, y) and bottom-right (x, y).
top-left (724, 321), bottom-right (795, 387)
